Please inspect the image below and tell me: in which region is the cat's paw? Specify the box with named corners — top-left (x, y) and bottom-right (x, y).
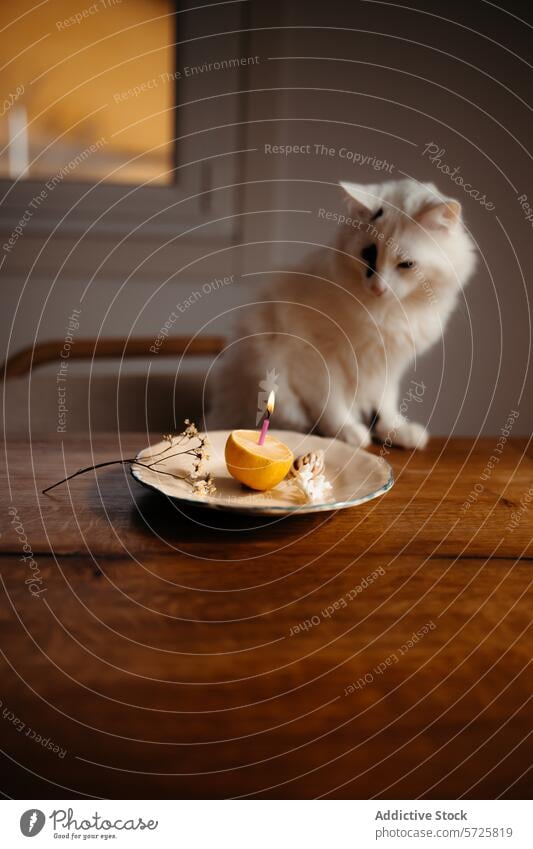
top-left (390, 420), bottom-right (429, 450)
top-left (339, 421), bottom-right (371, 448)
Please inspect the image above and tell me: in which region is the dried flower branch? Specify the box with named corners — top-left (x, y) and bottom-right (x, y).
top-left (144, 422), bottom-right (215, 494)
top-left (42, 420), bottom-right (216, 496)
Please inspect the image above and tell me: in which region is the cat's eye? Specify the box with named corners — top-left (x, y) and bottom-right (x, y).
top-left (370, 207), bottom-right (383, 221)
top-left (397, 260), bottom-right (415, 269)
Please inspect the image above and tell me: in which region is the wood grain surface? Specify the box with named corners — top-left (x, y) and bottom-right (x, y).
top-left (0, 434), bottom-right (531, 799)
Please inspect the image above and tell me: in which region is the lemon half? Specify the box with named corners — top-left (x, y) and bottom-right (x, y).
top-left (225, 430), bottom-right (294, 491)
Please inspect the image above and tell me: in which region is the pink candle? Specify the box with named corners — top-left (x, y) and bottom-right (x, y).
top-left (258, 416), bottom-right (270, 445)
top-left (258, 391), bottom-right (275, 445)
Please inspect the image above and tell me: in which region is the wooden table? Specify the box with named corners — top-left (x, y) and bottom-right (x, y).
top-left (0, 434), bottom-right (531, 799)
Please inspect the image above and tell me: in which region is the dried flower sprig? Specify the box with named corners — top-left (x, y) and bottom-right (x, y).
top-left (192, 475), bottom-right (217, 496)
top-left (42, 420), bottom-right (216, 496)
top-left (144, 422), bottom-right (215, 494)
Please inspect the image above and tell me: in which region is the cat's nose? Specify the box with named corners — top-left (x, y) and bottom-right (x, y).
top-left (371, 279), bottom-right (388, 296)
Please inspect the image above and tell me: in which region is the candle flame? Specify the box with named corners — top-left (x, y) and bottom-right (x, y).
top-left (266, 390), bottom-right (275, 415)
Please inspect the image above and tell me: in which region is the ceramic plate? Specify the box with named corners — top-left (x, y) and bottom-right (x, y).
top-left (131, 430), bottom-right (393, 516)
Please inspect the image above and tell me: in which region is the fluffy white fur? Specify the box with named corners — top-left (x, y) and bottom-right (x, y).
top-left (208, 179), bottom-right (477, 448)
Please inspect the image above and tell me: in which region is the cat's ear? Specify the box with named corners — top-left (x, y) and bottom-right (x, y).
top-left (339, 181), bottom-right (377, 218)
top-left (415, 199), bottom-right (462, 231)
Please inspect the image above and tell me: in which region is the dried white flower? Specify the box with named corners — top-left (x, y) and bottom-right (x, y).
top-left (289, 463), bottom-right (332, 504)
top-left (183, 420), bottom-right (198, 439)
top-left (193, 474), bottom-right (216, 496)
top-left (192, 479), bottom-right (208, 496)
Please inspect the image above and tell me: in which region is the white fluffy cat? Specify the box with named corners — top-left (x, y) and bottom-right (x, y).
top-left (207, 179), bottom-right (476, 448)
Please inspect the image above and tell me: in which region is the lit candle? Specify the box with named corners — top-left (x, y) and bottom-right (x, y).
top-left (258, 391), bottom-right (275, 445)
